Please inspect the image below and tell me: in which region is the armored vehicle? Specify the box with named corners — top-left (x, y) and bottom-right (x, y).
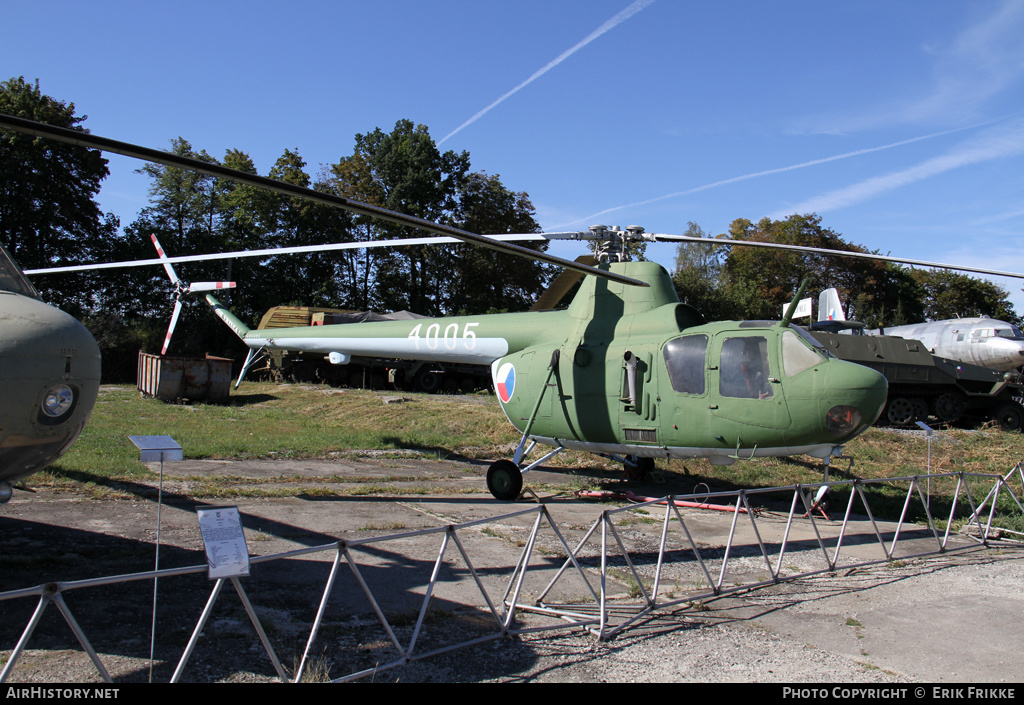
top-left (808, 321), bottom-right (1024, 431)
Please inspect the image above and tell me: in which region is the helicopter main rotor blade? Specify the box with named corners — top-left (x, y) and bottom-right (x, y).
top-left (642, 232), bottom-right (1024, 282)
top-left (23, 235), bottom-right (546, 275)
top-left (508, 228), bottom-right (1024, 282)
top-left (0, 113), bottom-right (646, 288)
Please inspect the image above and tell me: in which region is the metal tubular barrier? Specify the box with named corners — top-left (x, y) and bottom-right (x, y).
top-left (524, 466), bottom-right (1024, 639)
top-left (2, 467), bottom-right (1022, 683)
top-left (1, 505), bottom-right (600, 683)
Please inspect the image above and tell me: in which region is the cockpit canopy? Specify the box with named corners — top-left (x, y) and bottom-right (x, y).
top-left (993, 326), bottom-right (1024, 341)
top-left (663, 326), bottom-right (830, 398)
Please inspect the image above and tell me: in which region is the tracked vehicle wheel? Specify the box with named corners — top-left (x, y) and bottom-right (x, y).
top-left (911, 398), bottom-right (929, 422)
top-left (414, 367), bottom-right (442, 393)
top-left (993, 402), bottom-right (1024, 432)
top-left (934, 393), bottom-right (965, 423)
top-left (885, 397), bottom-right (917, 426)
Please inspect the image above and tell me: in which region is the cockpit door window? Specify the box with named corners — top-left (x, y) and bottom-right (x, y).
top-left (663, 334), bottom-right (707, 395)
top-left (720, 336), bottom-right (773, 399)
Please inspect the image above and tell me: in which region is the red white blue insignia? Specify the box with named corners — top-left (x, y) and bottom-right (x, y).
top-left (496, 362), bottom-right (515, 404)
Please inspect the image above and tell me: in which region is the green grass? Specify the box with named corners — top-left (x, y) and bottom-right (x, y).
top-left (31, 384), bottom-right (1024, 529)
top-left (43, 384), bottom-right (516, 480)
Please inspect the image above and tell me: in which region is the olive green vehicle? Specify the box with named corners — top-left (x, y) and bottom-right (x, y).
top-left (809, 320), bottom-right (1024, 431)
top-left (208, 262), bottom-right (889, 499)
top-left (15, 113), bottom-right (1024, 504)
top-left (0, 243), bottom-right (101, 502)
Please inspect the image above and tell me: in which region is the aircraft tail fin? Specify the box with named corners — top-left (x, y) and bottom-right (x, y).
top-left (206, 293), bottom-right (251, 340)
top-left (818, 288), bottom-right (846, 322)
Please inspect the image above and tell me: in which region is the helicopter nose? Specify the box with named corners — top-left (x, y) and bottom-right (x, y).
top-left (821, 361), bottom-right (888, 439)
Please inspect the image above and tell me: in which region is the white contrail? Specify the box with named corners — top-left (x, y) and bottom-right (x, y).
top-left (559, 120), bottom-right (998, 227)
top-left (439, 0), bottom-right (656, 145)
top-left (772, 117), bottom-right (1024, 217)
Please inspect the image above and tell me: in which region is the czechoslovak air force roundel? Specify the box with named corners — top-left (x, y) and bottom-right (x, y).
top-left (495, 362), bottom-right (515, 404)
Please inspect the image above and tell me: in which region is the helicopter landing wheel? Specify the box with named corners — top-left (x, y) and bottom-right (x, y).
top-left (486, 460), bottom-right (523, 500)
top-left (624, 455), bottom-right (655, 481)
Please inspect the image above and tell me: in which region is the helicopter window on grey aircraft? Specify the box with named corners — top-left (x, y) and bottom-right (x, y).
top-left (720, 336), bottom-right (773, 399)
top-left (0, 245), bottom-right (40, 299)
top-left (782, 329), bottom-right (824, 377)
top-left (663, 335), bottom-right (708, 395)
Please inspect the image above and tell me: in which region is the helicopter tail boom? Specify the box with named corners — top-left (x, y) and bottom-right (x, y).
top-left (206, 294), bottom-right (251, 339)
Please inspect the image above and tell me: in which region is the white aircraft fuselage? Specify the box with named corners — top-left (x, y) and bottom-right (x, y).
top-left (869, 318), bottom-right (1024, 373)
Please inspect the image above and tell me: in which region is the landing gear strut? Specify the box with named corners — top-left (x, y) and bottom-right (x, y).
top-left (624, 455), bottom-right (655, 481)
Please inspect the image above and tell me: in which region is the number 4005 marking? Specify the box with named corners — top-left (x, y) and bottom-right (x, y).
top-left (408, 322), bottom-right (479, 351)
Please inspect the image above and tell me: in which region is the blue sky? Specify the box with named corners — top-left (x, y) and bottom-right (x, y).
top-left (4, 0), bottom-right (1024, 312)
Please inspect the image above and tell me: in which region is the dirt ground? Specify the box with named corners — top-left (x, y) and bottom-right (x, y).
top-left (2, 455), bottom-right (1023, 684)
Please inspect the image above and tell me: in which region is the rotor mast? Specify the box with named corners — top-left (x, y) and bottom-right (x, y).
top-left (540, 224), bottom-right (650, 263)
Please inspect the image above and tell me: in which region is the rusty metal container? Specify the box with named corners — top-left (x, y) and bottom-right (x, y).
top-left (137, 352), bottom-right (233, 402)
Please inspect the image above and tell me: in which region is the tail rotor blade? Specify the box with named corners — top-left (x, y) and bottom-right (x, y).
top-left (162, 300), bottom-right (182, 356)
top-left (150, 234), bottom-right (180, 285)
top-left (186, 281), bottom-right (236, 293)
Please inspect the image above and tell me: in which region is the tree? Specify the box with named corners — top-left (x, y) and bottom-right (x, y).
top-left (322, 151), bottom-right (386, 311)
top-left (671, 222), bottom-right (741, 320)
top-left (124, 143), bottom-right (354, 357)
top-left (914, 270), bottom-right (1021, 325)
top-left (847, 263), bottom-right (924, 329)
top-left (237, 149), bottom-right (347, 322)
top-left (446, 171), bottom-right (552, 313)
top-left (721, 214), bottom-right (924, 326)
top-left (327, 120), bottom-right (470, 315)
top-left (0, 76), bottom-right (118, 317)
top-left (136, 138), bottom-right (220, 255)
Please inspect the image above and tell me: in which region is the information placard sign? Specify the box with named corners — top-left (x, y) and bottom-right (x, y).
top-left (197, 506), bottom-right (250, 579)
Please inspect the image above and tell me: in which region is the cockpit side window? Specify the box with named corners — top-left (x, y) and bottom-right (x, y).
top-left (720, 336), bottom-right (773, 399)
top-left (0, 245), bottom-right (41, 299)
top-left (663, 334), bottom-right (708, 395)
top-left (782, 329), bottom-right (824, 377)
top-left (995, 326), bottom-right (1024, 340)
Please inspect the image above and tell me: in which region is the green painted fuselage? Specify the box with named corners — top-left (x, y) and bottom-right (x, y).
top-left (209, 261), bottom-right (887, 465)
top-left (1, 249), bottom-right (101, 486)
